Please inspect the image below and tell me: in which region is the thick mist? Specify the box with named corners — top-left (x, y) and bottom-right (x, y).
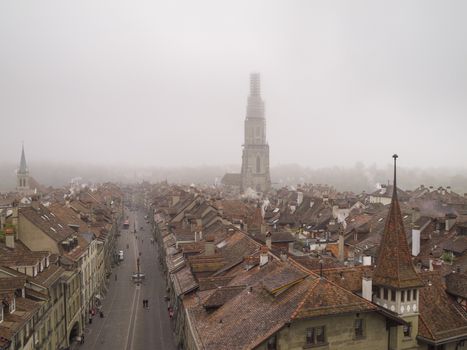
top-left (1, 1), bottom-right (466, 170)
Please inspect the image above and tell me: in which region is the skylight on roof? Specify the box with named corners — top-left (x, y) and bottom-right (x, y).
top-left (58, 224), bottom-right (63, 228)
top-left (378, 218), bottom-right (383, 222)
top-left (50, 227), bottom-right (57, 233)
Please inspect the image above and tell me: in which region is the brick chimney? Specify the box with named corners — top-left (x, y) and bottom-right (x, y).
top-left (338, 230), bottom-right (345, 262)
top-left (265, 231), bottom-right (272, 250)
top-left (259, 246), bottom-right (269, 267)
top-left (5, 227), bottom-right (15, 249)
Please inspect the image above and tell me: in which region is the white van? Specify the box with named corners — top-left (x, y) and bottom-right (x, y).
top-left (118, 250), bottom-right (124, 261)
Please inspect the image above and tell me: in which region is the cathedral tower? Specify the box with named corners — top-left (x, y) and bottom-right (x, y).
top-left (17, 144), bottom-right (30, 194)
top-left (241, 73), bottom-right (271, 193)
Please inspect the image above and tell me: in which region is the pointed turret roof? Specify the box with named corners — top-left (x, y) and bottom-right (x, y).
top-left (373, 155), bottom-right (423, 289)
top-left (19, 144), bottom-right (28, 174)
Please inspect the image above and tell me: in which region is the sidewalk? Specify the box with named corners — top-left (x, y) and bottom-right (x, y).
top-left (78, 272), bottom-right (119, 349)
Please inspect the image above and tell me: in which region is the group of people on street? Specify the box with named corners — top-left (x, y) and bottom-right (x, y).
top-left (143, 299), bottom-right (150, 308)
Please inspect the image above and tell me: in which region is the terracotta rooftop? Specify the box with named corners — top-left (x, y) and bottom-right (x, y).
top-left (445, 272), bottom-right (467, 299)
top-left (418, 271), bottom-right (467, 342)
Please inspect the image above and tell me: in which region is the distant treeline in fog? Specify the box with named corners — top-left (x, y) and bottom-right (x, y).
top-left (1, 161), bottom-right (467, 194)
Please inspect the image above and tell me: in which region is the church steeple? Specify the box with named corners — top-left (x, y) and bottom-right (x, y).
top-left (19, 143), bottom-right (28, 174)
top-left (372, 155), bottom-right (423, 350)
top-left (17, 144), bottom-right (30, 194)
top-left (373, 155), bottom-right (422, 289)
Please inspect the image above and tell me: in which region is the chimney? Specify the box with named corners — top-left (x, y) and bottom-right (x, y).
top-left (297, 192), bottom-right (303, 206)
top-left (412, 225), bottom-right (421, 256)
top-left (445, 213), bottom-right (457, 231)
top-left (205, 239), bottom-right (215, 256)
top-left (265, 232), bottom-right (272, 250)
top-left (338, 230), bottom-right (345, 262)
top-left (280, 250), bottom-right (288, 261)
top-left (362, 275), bottom-right (372, 301)
top-left (446, 186), bottom-right (451, 193)
top-left (362, 255), bottom-right (372, 266)
top-left (259, 246), bottom-right (269, 267)
top-left (5, 227), bottom-right (15, 249)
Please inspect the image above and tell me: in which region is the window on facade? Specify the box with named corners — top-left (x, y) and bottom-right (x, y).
top-left (384, 288), bottom-right (388, 299)
top-left (413, 290), bottom-right (417, 301)
top-left (391, 289), bottom-right (396, 302)
top-left (354, 319), bottom-right (364, 339)
top-left (401, 290), bottom-right (405, 302)
top-left (375, 287), bottom-right (380, 299)
top-left (266, 334), bottom-right (277, 350)
top-left (306, 326), bottom-right (326, 346)
top-left (403, 323), bottom-right (412, 338)
top-left (407, 290), bottom-right (411, 302)
top-left (256, 156), bottom-right (261, 173)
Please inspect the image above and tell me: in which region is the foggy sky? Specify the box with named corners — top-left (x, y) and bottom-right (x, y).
top-left (1, 1), bottom-right (467, 169)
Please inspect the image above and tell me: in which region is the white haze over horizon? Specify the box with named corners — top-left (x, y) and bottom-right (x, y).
top-left (1, 0), bottom-right (467, 169)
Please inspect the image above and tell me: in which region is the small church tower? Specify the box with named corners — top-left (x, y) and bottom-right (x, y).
top-left (17, 144), bottom-right (30, 194)
top-left (241, 73), bottom-right (271, 193)
top-left (372, 155), bottom-right (423, 350)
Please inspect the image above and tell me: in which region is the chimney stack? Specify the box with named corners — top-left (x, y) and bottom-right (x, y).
top-left (5, 227), bottom-right (15, 249)
top-left (338, 230), bottom-right (345, 262)
top-left (362, 275), bottom-right (372, 301)
top-left (265, 231), bottom-right (272, 250)
top-left (259, 246), bottom-right (269, 267)
top-left (363, 255), bottom-right (372, 266)
top-left (297, 192), bottom-right (303, 206)
top-left (412, 224), bottom-right (420, 256)
top-left (205, 240), bottom-right (215, 256)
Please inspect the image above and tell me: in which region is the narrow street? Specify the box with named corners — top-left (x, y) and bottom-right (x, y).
top-left (79, 208), bottom-right (176, 350)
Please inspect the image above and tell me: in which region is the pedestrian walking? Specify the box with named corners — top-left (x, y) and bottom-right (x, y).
top-left (80, 334), bottom-right (85, 344)
top-left (143, 299), bottom-right (146, 308)
top-left (146, 299), bottom-right (149, 308)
